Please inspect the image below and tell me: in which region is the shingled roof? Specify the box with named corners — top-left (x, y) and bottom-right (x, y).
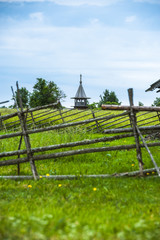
top-left (72, 75), bottom-right (90, 99)
top-left (145, 79), bottom-right (160, 93)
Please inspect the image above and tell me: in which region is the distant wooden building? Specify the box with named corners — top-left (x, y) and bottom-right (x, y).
top-left (145, 79), bottom-right (160, 93)
top-left (71, 75), bottom-right (90, 109)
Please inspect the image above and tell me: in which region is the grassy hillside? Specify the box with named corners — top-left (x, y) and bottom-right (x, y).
top-left (0, 108), bottom-right (160, 240)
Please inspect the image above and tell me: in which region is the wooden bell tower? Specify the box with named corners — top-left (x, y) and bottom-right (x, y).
top-left (71, 75), bottom-right (90, 109)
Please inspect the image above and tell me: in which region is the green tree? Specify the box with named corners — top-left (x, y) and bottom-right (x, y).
top-left (98, 89), bottom-right (121, 107)
top-left (29, 78), bottom-right (66, 107)
top-left (13, 87), bottom-right (30, 108)
top-left (88, 102), bottom-right (99, 109)
top-left (138, 101), bottom-right (144, 106)
top-left (152, 97), bottom-right (160, 106)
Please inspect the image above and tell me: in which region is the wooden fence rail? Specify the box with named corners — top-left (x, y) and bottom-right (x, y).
top-left (0, 86), bottom-right (160, 179)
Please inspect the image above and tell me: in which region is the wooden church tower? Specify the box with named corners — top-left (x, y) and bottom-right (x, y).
top-left (71, 74), bottom-right (90, 109)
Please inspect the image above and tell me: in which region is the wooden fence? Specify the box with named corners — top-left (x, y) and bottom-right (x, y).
top-left (0, 84), bottom-right (160, 180)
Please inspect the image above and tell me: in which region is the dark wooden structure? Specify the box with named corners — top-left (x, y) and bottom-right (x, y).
top-left (145, 79), bottom-right (160, 93)
top-left (71, 75), bottom-right (90, 109)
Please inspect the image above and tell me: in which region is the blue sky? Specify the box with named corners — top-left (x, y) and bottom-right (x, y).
top-left (0, 0), bottom-right (160, 107)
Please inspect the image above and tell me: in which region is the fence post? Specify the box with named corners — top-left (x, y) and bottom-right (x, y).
top-left (128, 88), bottom-right (144, 175)
top-left (0, 113), bottom-right (2, 130)
top-left (11, 82), bottom-right (38, 180)
top-left (59, 109), bottom-right (65, 123)
top-left (17, 135), bottom-right (23, 175)
top-left (91, 110), bottom-right (101, 132)
top-left (30, 111), bottom-right (36, 128)
top-left (136, 126), bottom-right (160, 177)
top-left (0, 113), bottom-right (7, 132)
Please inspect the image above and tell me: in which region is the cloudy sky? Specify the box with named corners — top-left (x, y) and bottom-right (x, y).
top-left (0, 0), bottom-right (160, 107)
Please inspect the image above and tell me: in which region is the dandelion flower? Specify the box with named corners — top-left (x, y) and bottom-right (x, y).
top-left (28, 185), bottom-right (32, 188)
top-left (152, 172), bottom-right (155, 174)
top-left (39, 176), bottom-right (43, 179)
top-left (146, 173), bottom-right (150, 175)
top-left (132, 164), bottom-right (135, 167)
top-left (46, 173), bottom-right (50, 177)
top-left (93, 188), bottom-right (97, 191)
top-left (58, 184), bottom-right (62, 187)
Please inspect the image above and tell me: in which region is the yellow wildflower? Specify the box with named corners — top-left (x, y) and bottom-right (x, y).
top-left (39, 176), bottom-right (43, 179)
top-left (93, 188), bottom-right (97, 191)
top-left (146, 173), bottom-right (150, 175)
top-left (131, 164), bottom-right (135, 167)
top-left (58, 184), bottom-right (62, 187)
top-left (152, 172), bottom-right (155, 174)
top-left (46, 173), bottom-right (50, 177)
top-left (28, 185), bottom-right (32, 188)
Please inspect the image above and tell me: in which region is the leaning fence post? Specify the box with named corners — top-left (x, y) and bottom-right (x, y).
top-left (59, 109), bottom-right (65, 123)
top-left (0, 113), bottom-right (2, 130)
top-left (0, 113), bottom-right (7, 132)
top-left (91, 110), bottom-right (101, 132)
top-left (128, 88), bottom-right (144, 175)
top-left (136, 126), bottom-right (160, 177)
top-left (11, 82), bottom-right (38, 180)
top-left (30, 110), bottom-right (36, 128)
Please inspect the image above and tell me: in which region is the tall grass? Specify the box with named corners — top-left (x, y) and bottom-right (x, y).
top-left (0, 108), bottom-right (160, 240)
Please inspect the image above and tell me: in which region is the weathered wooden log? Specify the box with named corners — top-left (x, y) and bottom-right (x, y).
top-left (1, 142), bottom-right (160, 167)
top-left (102, 104), bottom-right (160, 112)
top-left (12, 83), bottom-right (38, 180)
top-left (0, 101), bottom-right (59, 121)
top-left (104, 125), bottom-right (160, 134)
top-left (0, 167), bottom-right (158, 180)
top-left (0, 133), bottom-right (134, 158)
top-left (128, 88), bottom-right (143, 174)
top-left (0, 100), bottom-right (9, 105)
top-left (137, 113), bottom-right (159, 124)
top-left (86, 112), bottom-right (112, 131)
top-left (0, 112), bottom-right (18, 121)
top-left (50, 109), bottom-right (88, 124)
top-left (138, 119), bottom-right (158, 127)
top-left (65, 110), bottom-right (93, 124)
top-left (100, 115), bottom-right (130, 129)
top-left (17, 135), bottom-right (23, 175)
top-left (0, 111), bottom-right (128, 140)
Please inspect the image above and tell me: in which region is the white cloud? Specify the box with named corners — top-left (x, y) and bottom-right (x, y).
top-left (89, 18), bottom-right (100, 25)
top-left (51, 0), bottom-right (122, 6)
top-left (0, 13), bottom-right (160, 106)
top-left (0, 0), bottom-right (122, 6)
top-left (0, 20), bottom-right (160, 91)
top-left (29, 12), bottom-right (44, 22)
top-left (134, 0), bottom-right (160, 4)
top-left (125, 15), bottom-right (137, 23)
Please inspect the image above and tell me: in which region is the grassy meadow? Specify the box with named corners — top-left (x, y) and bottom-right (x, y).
top-left (0, 108), bottom-right (160, 240)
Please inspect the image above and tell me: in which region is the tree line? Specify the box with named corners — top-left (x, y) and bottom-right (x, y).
top-left (5, 77), bottom-right (160, 109)
top-left (8, 78), bottom-right (122, 109)
top-left (10, 78), bottom-right (66, 108)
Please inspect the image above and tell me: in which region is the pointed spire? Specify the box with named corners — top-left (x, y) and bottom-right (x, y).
top-left (80, 74), bottom-right (82, 84)
top-left (71, 74), bottom-right (90, 109)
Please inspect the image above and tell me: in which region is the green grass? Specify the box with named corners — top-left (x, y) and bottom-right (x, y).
top-left (1, 177), bottom-right (160, 240)
top-left (0, 108), bottom-right (160, 239)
